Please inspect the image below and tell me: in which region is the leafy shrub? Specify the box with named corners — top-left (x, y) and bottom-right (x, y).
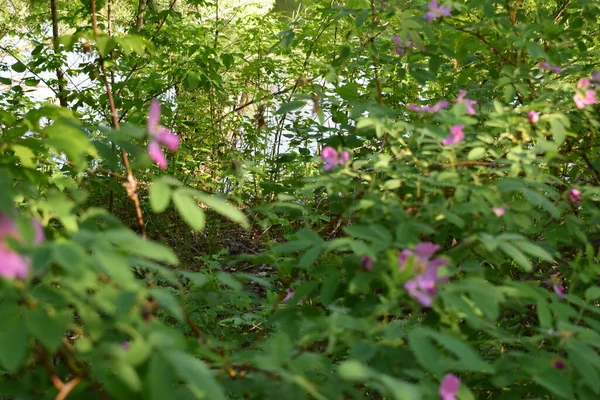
top-left (1, 0), bottom-right (600, 399)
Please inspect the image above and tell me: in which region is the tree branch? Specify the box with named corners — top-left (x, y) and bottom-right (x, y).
top-left (50, 0), bottom-right (67, 107)
top-left (91, 0), bottom-right (146, 238)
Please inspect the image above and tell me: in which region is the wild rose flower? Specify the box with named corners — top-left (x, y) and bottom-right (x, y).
top-left (407, 101), bottom-right (449, 113)
top-left (392, 36), bottom-right (412, 56)
top-left (147, 99), bottom-right (180, 169)
top-left (492, 207), bottom-right (505, 217)
top-left (539, 61), bottom-right (564, 73)
top-left (439, 373), bottom-right (460, 400)
top-left (546, 277), bottom-right (565, 300)
top-left (361, 255), bottom-right (374, 271)
top-left (282, 289), bottom-right (295, 302)
top-left (399, 242), bottom-right (449, 307)
top-left (573, 78), bottom-right (596, 109)
top-left (392, 35), bottom-right (424, 56)
top-left (320, 146), bottom-right (350, 170)
top-left (0, 213), bottom-right (44, 280)
top-left (455, 90), bottom-right (477, 115)
top-left (568, 188), bottom-right (581, 204)
top-left (528, 111), bottom-right (539, 124)
top-left (553, 284), bottom-right (565, 300)
top-left (424, 0), bottom-right (451, 23)
top-left (442, 125), bottom-right (465, 146)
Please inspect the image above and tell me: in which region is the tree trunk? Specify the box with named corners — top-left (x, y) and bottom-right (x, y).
top-left (50, 0), bottom-right (67, 107)
top-left (136, 0), bottom-right (147, 30)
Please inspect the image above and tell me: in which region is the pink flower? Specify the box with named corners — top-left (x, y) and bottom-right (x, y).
top-left (492, 207), bottom-right (505, 217)
top-left (568, 188), bottom-right (581, 204)
top-left (546, 278), bottom-right (565, 300)
top-left (399, 242), bottom-right (449, 307)
top-left (392, 36), bottom-right (411, 56)
top-left (574, 91), bottom-right (596, 109)
top-left (442, 125), bottom-right (465, 146)
top-left (553, 359), bottom-right (566, 369)
top-left (439, 373), bottom-right (460, 400)
top-left (577, 78), bottom-right (590, 88)
top-left (424, 0), bottom-right (451, 23)
top-left (361, 255), bottom-right (374, 271)
top-left (282, 289), bottom-right (295, 302)
top-left (121, 341), bottom-right (130, 350)
top-left (147, 99), bottom-right (180, 169)
top-left (455, 90), bottom-right (477, 115)
top-left (407, 101), bottom-right (449, 113)
top-left (392, 35), bottom-right (424, 56)
top-left (320, 146), bottom-right (350, 170)
top-left (553, 284), bottom-right (565, 300)
top-left (539, 61), bottom-right (564, 73)
top-left (0, 213), bottom-right (44, 280)
top-left (528, 111), bottom-right (539, 124)
top-left (573, 79), bottom-right (596, 109)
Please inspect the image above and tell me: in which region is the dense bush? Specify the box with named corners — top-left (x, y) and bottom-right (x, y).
top-left (1, 0), bottom-right (600, 399)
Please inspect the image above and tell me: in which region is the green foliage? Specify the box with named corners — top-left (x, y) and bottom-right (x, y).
top-left (2, 0), bottom-right (600, 399)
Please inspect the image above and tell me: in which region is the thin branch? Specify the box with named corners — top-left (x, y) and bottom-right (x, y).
top-left (444, 21), bottom-right (517, 67)
top-left (65, 160), bottom-right (125, 180)
top-left (553, 0), bottom-right (571, 22)
top-left (0, 45), bottom-right (59, 96)
top-left (577, 151), bottom-right (600, 185)
top-left (442, 160), bottom-right (502, 168)
top-left (216, 84), bottom-right (300, 123)
top-left (91, 0), bottom-right (146, 238)
top-left (510, 0), bottom-right (521, 25)
top-left (55, 377), bottom-right (81, 400)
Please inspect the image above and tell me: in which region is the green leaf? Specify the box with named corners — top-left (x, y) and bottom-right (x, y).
top-left (276, 100), bottom-right (306, 115)
top-left (216, 271), bottom-right (243, 291)
top-left (379, 375), bottom-right (421, 400)
top-left (162, 350), bottom-right (226, 400)
top-left (407, 328), bottom-right (441, 373)
top-left (25, 308), bottom-right (71, 351)
top-left (44, 119), bottom-right (96, 164)
top-left (96, 35), bottom-right (116, 57)
top-left (93, 245), bottom-right (137, 289)
top-left (537, 299), bottom-right (552, 329)
top-left (115, 361), bottom-right (142, 392)
top-left (521, 188), bottom-right (560, 218)
top-left (513, 241), bottom-right (554, 262)
top-left (172, 189), bottom-right (205, 231)
top-left (338, 360), bottom-right (371, 380)
top-left (11, 145), bottom-right (36, 168)
top-left (567, 341), bottom-right (600, 394)
top-left (195, 192), bottom-right (249, 228)
top-left (149, 179), bottom-right (171, 213)
top-left (150, 288), bottom-right (184, 322)
top-left (532, 368), bottom-right (573, 399)
top-left (146, 353), bottom-right (175, 400)
top-left (585, 287), bottom-right (600, 300)
top-left (11, 61), bottom-right (26, 73)
top-left (498, 241), bottom-right (532, 271)
top-left (103, 230), bottom-right (178, 265)
top-left (467, 147), bottom-right (486, 160)
top-left (52, 241), bottom-right (88, 276)
top-left (115, 35), bottom-right (147, 55)
top-left (0, 318), bottom-right (28, 373)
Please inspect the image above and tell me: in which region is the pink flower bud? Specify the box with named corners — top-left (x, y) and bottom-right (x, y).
top-left (527, 111), bottom-right (539, 124)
